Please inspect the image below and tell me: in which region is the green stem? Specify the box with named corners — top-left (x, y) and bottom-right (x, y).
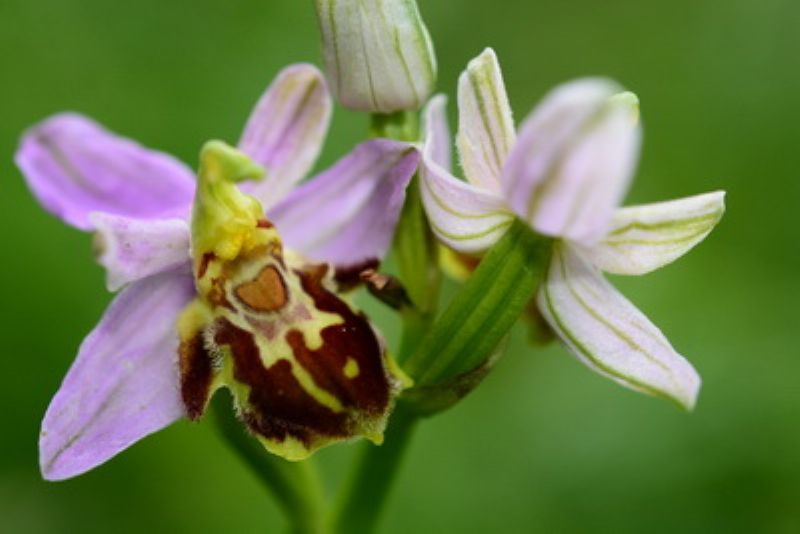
top-left (331, 403), bottom-right (418, 533)
top-left (211, 396), bottom-right (329, 534)
top-left (398, 305), bottom-right (430, 362)
top-left (371, 110), bottom-right (439, 336)
top-left (369, 110), bottom-right (419, 142)
top-left (393, 176), bottom-right (441, 362)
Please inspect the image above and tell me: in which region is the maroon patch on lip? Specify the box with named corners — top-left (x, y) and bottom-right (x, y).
top-left (256, 219), bottom-right (274, 229)
top-left (179, 332), bottom-right (214, 420)
top-left (292, 264), bottom-right (391, 415)
top-left (333, 258), bottom-right (380, 292)
top-left (213, 317), bottom-right (350, 446)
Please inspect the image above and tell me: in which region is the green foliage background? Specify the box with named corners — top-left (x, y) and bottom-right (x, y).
top-left (1, 1), bottom-right (798, 532)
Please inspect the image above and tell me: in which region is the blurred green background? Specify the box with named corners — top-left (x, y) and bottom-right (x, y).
top-left (1, 0), bottom-right (799, 532)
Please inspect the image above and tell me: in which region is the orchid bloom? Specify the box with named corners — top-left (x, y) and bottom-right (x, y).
top-left (420, 49), bottom-right (725, 410)
top-left (17, 64), bottom-right (419, 481)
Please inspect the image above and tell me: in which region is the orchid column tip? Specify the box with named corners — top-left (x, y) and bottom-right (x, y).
top-left (199, 140), bottom-right (265, 184)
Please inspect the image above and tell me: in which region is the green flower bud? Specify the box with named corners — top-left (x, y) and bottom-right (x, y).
top-left (314, 0), bottom-right (437, 113)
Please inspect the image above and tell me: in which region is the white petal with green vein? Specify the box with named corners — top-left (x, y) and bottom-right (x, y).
top-left (422, 95), bottom-right (452, 172)
top-left (314, 0), bottom-right (436, 113)
top-left (457, 48), bottom-right (515, 192)
top-left (420, 155), bottom-right (514, 254)
top-left (538, 244), bottom-right (700, 410)
top-left (420, 96), bottom-right (514, 253)
top-left (579, 191), bottom-right (726, 275)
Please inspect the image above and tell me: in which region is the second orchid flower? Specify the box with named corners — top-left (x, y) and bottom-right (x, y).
top-left (420, 49), bottom-right (725, 410)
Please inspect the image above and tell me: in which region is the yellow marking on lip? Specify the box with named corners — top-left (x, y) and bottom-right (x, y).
top-left (289, 359), bottom-right (344, 413)
top-left (343, 357), bottom-right (360, 379)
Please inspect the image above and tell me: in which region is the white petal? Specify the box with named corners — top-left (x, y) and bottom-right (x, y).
top-left (538, 244), bottom-right (700, 410)
top-left (422, 94), bottom-right (452, 172)
top-left (579, 191), bottom-right (726, 275)
top-left (419, 97), bottom-right (514, 254)
top-left (456, 48), bottom-right (515, 192)
top-left (89, 213), bottom-right (191, 291)
top-left (502, 80), bottom-right (641, 244)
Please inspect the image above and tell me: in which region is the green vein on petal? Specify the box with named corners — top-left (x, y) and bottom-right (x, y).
top-left (430, 218), bottom-right (513, 242)
top-left (421, 169), bottom-right (513, 220)
top-left (557, 248), bottom-right (671, 374)
top-left (607, 212), bottom-right (721, 237)
top-left (542, 246), bottom-right (692, 409)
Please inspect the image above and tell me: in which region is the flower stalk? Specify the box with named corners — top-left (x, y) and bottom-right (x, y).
top-left (330, 403), bottom-right (418, 534)
top-left (370, 110), bottom-right (441, 361)
top-left (393, 177), bottom-right (441, 359)
top-left (211, 396), bottom-right (329, 534)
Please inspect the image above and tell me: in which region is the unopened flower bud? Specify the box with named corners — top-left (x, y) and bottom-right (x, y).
top-left (314, 0), bottom-right (437, 113)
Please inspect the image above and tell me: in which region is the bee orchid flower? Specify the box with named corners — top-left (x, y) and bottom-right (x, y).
top-left (17, 64), bottom-right (419, 481)
top-left (420, 49), bottom-right (725, 410)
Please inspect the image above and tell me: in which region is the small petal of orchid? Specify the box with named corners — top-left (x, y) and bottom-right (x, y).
top-left (238, 64), bottom-right (332, 211)
top-left (538, 244), bottom-right (700, 410)
top-left (420, 97), bottom-right (515, 254)
top-left (422, 95), bottom-right (453, 172)
top-left (269, 139), bottom-right (419, 266)
top-left (40, 271), bottom-right (194, 480)
top-left (502, 79), bottom-right (641, 245)
top-left (90, 213), bottom-right (191, 291)
top-left (457, 48), bottom-right (515, 192)
top-left (16, 113), bottom-right (195, 231)
top-left (578, 191), bottom-right (726, 275)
